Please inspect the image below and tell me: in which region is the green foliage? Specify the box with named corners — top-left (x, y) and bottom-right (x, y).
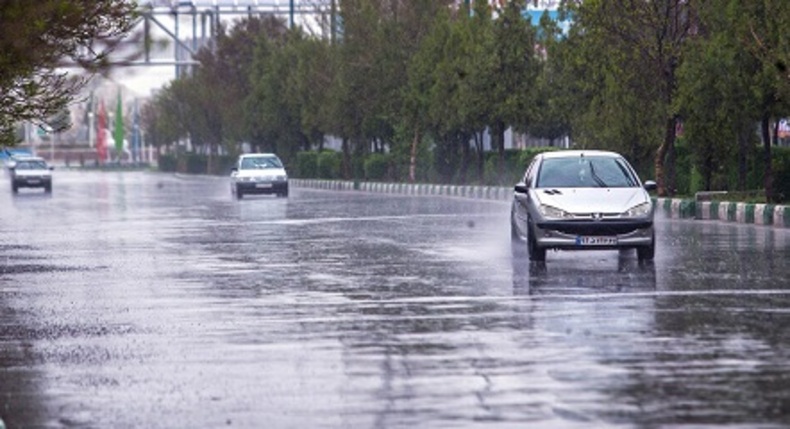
top-left (157, 153), bottom-right (235, 175)
top-left (317, 150), bottom-right (342, 179)
top-left (363, 152), bottom-right (391, 181)
top-left (482, 147), bottom-right (560, 186)
top-left (0, 1), bottom-right (138, 138)
top-left (773, 147), bottom-right (790, 202)
top-left (158, 154), bottom-right (177, 173)
top-left (295, 151), bottom-right (318, 178)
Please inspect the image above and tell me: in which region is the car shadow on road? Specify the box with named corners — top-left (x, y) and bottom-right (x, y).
top-left (511, 243), bottom-right (656, 296)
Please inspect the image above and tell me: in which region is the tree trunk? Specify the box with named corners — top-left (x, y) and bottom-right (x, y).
top-left (460, 133), bottom-right (469, 184)
top-left (409, 128), bottom-right (419, 183)
top-left (667, 139), bottom-right (676, 195)
top-left (762, 115), bottom-right (774, 202)
top-left (738, 128), bottom-right (747, 191)
top-left (492, 120), bottom-right (506, 183)
top-left (341, 137), bottom-right (351, 180)
top-left (475, 131), bottom-right (484, 181)
top-left (654, 117), bottom-right (676, 196)
top-left (704, 152), bottom-right (712, 191)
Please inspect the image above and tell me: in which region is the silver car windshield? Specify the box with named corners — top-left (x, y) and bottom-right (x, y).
top-left (15, 160), bottom-right (48, 170)
top-left (537, 156), bottom-right (638, 188)
top-left (241, 157), bottom-right (282, 170)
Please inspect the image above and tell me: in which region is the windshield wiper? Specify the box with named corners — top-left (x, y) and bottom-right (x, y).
top-left (588, 162), bottom-right (608, 188)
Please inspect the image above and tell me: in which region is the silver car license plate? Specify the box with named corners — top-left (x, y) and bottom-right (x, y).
top-left (255, 183), bottom-right (272, 189)
top-left (576, 236), bottom-right (618, 246)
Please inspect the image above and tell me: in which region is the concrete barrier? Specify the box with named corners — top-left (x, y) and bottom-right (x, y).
top-left (657, 196), bottom-right (788, 228)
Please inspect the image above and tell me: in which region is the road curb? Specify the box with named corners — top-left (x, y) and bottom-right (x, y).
top-left (657, 198), bottom-right (789, 228)
top-left (292, 180), bottom-right (789, 229)
top-left (291, 178), bottom-right (512, 202)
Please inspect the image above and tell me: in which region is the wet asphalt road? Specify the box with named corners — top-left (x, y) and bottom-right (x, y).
top-left (1, 170), bottom-right (790, 428)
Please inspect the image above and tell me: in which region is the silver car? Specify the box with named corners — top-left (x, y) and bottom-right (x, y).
top-left (511, 150), bottom-right (656, 262)
top-left (230, 153), bottom-right (289, 199)
top-left (8, 156), bottom-right (53, 194)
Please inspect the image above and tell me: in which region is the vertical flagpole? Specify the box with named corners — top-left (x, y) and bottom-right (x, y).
top-left (114, 89), bottom-right (124, 163)
top-left (87, 92), bottom-right (95, 148)
top-left (132, 98), bottom-right (140, 164)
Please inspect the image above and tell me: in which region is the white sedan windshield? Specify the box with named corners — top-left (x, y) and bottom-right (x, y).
top-left (241, 157), bottom-right (282, 170)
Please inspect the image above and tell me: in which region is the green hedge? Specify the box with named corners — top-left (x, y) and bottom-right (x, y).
top-left (364, 153), bottom-right (391, 181)
top-left (295, 151), bottom-right (318, 178)
top-left (317, 150), bottom-right (342, 179)
top-left (773, 147), bottom-right (790, 202)
top-left (157, 153), bottom-right (236, 175)
top-left (159, 154), bottom-right (177, 172)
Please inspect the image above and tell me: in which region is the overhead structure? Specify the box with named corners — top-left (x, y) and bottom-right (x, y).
top-left (136, 0), bottom-right (335, 76)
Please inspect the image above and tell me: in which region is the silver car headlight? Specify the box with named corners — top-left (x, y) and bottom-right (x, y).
top-left (538, 204), bottom-right (573, 219)
top-left (622, 202), bottom-right (652, 217)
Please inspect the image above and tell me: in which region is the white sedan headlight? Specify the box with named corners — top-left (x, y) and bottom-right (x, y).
top-left (539, 204), bottom-right (573, 219)
top-left (622, 202), bottom-right (652, 217)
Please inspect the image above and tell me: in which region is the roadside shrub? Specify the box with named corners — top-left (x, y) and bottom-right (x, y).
top-left (158, 154), bottom-right (177, 172)
top-left (185, 153), bottom-right (206, 174)
top-left (317, 150), bottom-right (342, 179)
top-left (773, 147), bottom-right (790, 203)
top-left (295, 151), bottom-right (318, 178)
top-left (215, 155), bottom-right (236, 175)
top-left (364, 153), bottom-right (390, 181)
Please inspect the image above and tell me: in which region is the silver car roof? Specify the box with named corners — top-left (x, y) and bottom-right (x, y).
top-left (539, 150), bottom-right (623, 160)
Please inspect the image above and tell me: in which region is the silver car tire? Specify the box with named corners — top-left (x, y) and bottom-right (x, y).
top-left (510, 207), bottom-right (523, 241)
top-left (637, 231), bottom-right (655, 261)
top-left (527, 219), bottom-right (546, 262)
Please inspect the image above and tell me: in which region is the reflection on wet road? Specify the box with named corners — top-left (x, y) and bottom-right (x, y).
top-left (1, 171), bottom-right (790, 428)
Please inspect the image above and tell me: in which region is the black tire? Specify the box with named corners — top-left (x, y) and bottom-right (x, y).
top-left (235, 185), bottom-right (244, 200)
top-left (278, 185), bottom-right (289, 198)
top-left (510, 208), bottom-right (521, 241)
top-left (44, 184), bottom-right (52, 193)
top-left (637, 232), bottom-right (655, 261)
top-left (527, 219), bottom-right (546, 262)
top-left (11, 182), bottom-right (18, 194)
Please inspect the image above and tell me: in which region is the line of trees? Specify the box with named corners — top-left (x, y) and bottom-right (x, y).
top-left (141, 0), bottom-right (790, 201)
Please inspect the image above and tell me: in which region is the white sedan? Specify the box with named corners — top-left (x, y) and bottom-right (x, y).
top-left (230, 153), bottom-right (288, 199)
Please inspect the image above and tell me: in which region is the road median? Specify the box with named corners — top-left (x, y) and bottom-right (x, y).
top-left (292, 179), bottom-right (789, 229)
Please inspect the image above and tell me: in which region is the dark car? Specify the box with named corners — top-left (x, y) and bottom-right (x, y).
top-left (8, 156), bottom-right (53, 194)
top-left (511, 150), bottom-right (656, 262)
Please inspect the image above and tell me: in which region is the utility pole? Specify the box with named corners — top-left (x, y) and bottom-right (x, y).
top-left (290, 0), bottom-right (295, 28)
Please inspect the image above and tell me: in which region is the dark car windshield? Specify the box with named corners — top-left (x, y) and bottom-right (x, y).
top-left (536, 156), bottom-right (638, 188)
top-left (241, 157), bottom-right (282, 169)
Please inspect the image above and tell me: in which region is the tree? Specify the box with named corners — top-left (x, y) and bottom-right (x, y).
top-left (0, 0), bottom-right (138, 145)
top-left (737, 0), bottom-right (790, 202)
top-left (562, 0), bottom-right (697, 196)
top-left (195, 16), bottom-right (287, 154)
top-left (247, 28), bottom-right (308, 164)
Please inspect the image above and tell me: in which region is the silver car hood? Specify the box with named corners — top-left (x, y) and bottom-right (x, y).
top-left (532, 187), bottom-right (649, 214)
